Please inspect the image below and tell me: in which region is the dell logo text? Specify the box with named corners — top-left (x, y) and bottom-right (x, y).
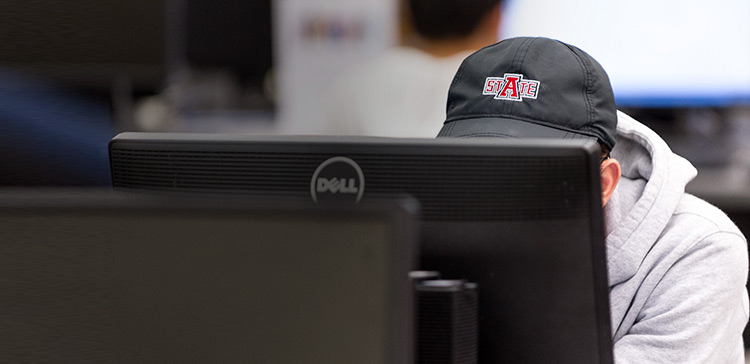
top-left (310, 157), bottom-right (365, 203)
top-left (317, 177), bottom-right (359, 194)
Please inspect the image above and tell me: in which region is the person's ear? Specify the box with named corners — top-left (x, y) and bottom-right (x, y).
top-left (600, 158), bottom-right (621, 206)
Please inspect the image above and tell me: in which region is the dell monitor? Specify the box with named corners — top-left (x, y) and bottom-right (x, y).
top-left (0, 189), bottom-right (417, 364)
top-left (109, 133), bottom-right (614, 364)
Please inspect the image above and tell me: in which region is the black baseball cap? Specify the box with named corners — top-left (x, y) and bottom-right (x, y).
top-left (437, 37), bottom-right (617, 151)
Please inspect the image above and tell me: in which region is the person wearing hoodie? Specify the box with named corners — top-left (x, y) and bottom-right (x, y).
top-left (437, 36), bottom-right (749, 363)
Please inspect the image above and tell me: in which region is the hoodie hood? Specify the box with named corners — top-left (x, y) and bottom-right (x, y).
top-left (604, 112), bottom-right (749, 363)
top-left (605, 111), bottom-right (697, 286)
top-left (605, 111), bottom-right (698, 336)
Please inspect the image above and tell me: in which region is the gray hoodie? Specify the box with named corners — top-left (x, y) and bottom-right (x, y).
top-left (606, 111), bottom-right (749, 363)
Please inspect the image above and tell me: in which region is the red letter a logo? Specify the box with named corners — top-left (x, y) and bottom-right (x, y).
top-left (497, 75), bottom-right (520, 100)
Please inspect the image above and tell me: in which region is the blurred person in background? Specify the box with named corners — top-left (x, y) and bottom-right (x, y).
top-left (322, 0), bottom-right (502, 137)
top-left (0, 68), bottom-right (114, 186)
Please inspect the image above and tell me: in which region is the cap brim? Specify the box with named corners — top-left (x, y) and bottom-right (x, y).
top-left (437, 117), bottom-right (597, 142)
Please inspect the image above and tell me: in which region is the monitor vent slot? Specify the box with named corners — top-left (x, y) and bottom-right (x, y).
top-left (111, 148), bottom-right (591, 221)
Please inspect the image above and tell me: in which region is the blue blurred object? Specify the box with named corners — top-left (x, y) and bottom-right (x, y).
top-left (0, 68), bottom-right (115, 186)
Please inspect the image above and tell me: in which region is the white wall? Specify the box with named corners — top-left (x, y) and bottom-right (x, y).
top-left (273, 0), bottom-right (398, 134)
top-left (500, 0), bottom-right (750, 106)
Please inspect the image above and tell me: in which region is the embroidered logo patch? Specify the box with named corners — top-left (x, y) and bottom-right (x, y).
top-left (483, 73), bottom-right (540, 101)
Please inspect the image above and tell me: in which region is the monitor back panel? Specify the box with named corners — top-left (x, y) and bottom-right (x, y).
top-left (0, 191), bottom-right (416, 364)
top-left (110, 134), bottom-right (614, 364)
